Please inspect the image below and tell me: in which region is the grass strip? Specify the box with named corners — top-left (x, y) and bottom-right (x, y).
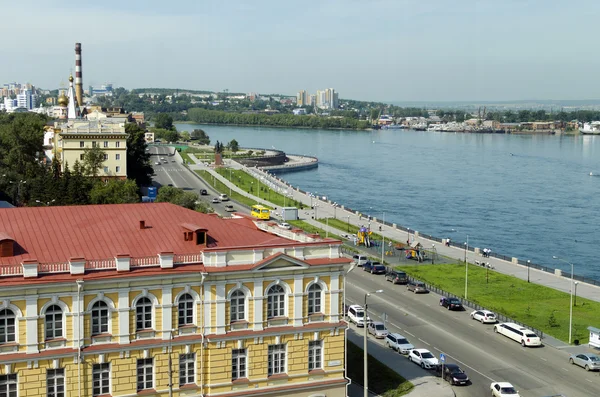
top-left (397, 263), bottom-right (597, 343)
top-left (194, 170), bottom-right (270, 209)
top-left (288, 220), bottom-right (344, 241)
top-left (347, 341), bottom-right (414, 397)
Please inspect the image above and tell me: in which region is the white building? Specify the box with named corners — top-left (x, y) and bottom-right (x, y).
top-left (16, 88), bottom-right (37, 110)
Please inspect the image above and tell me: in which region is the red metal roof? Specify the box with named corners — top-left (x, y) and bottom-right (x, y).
top-left (0, 203), bottom-right (292, 266)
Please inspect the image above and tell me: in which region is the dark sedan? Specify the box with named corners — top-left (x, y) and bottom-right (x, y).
top-left (440, 296), bottom-right (464, 311)
top-left (439, 363), bottom-right (469, 385)
top-left (363, 261), bottom-right (386, 274)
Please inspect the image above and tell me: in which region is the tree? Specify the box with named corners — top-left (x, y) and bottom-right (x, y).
top-left (153, 113), bottom-right (174, 130)
top-left (82, 146), bottom-right (106, 178)
top-left (90, 179), bottom-right (139, 204)
top-left (155, 186), bottom-right (200, 210)
top-left (191, 129), bottom-right (210, 145)
top-left (228, 139), bottom-right (239, 153)
top-left (180, 131), bottom-right (191, 142)
top-left (125, 123), bottom-right (153, 187)
top-left (69, 161), bottom-right (92, 204)
top-left (152, 128), bottom-right (179, 143)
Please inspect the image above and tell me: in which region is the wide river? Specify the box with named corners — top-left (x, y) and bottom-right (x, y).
top-left (175, 123), bottom-right (600, 280)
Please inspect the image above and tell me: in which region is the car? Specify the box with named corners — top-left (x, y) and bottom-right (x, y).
top-left (385, 269), bottom-right (408, 284)
top-left (278, 222), bottom-right (292, 230)
top-left (199, 189), bottom-right (208, 195)
top-left (171, 159), bottom-right (176, 162)
top-left (407, 281), bottom-right (428, 293)
top-left (470, 309), bottom-right (497, 323)
top-left (155, 161), bottom-right (161, 165)
top-left (167, 183), bottom-right (173, 187)
top-left (440, 296), bottom-right (464, 311)
top-left (211, 197), bottom-right (220, 204)
top-left (163, 159), bottom-right (168, 163)
top-left (569, 353), bottom-right (600, 371)
top-left (438, 363), bottom-right (469, 385)
top-left (367, 321), bottom-right (388, 338)
top-left (494, 322), bottom-right (542, 347)
top-left (490, 382), bottom-right (520, 397)
top-left (224, 204), bottom-right (235, 212)
top-left (363, 261), bottom-right (386, 274)
top-left (407, 348), bottom-right (439, 369)
top-left (352, 254), bottom-right (369, 267)
top-left (219, 193), bottom-right (229, 201)
top-left (347, 304), bottom-right (370, 327)
top-left (385, 333), bottom-right (414, 354)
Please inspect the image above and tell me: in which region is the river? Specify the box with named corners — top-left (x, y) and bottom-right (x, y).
top-left (175, 123), bottom-right (600, 280)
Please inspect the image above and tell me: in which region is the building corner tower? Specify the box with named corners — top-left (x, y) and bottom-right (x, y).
top-left (75, 43), bottom-right (83, 108)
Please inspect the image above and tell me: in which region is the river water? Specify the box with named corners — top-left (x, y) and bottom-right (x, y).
top-left (175, 123), bottom-right (600, 280)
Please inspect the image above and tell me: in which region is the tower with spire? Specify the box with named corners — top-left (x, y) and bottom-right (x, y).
top-left (66, 75), bottom-right (80, 119)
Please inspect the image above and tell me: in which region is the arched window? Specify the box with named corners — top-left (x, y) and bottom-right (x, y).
top-left (267, 285), bottom-right (285, 319)
top-left (136, 297), bottom-right (153, 331)
top-left (307, 284), bottom-right (322, 315)
top-left (230, 290), bottom-right (245, 322)
top-left (45, 304), bottom-right (63, 340)
top-left (91, 301), bottom-right (109, 335)
top-left (0, 309), bottom-right (15, 343)
top-left (178, 293), bottom-right (194, 326)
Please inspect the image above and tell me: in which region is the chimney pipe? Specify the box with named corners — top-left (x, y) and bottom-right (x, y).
top-left (139, 220), bottom-right (146, 230)
top-left (75, 43), bottom-right (83, 107)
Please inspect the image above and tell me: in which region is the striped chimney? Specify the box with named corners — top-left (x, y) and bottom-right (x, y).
top-left (75, 43), bottom-right (83, 107)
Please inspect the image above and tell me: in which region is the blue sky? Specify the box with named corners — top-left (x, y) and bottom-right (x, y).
top-left (2, 0), bottom-right (599, 102)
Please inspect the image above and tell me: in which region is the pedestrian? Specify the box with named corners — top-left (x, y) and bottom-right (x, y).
top-left (378, 225), bottom-right (382, 231)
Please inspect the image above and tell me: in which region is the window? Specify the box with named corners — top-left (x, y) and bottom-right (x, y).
top-left (268, 344), bottom-right (286, 376)
top-left (47, 368), bottom-right (65, 397)
top-left (179, 353), bottom-right (195, 386)
top-left (115, 153), bottom-right (120, 160)
top-left (92, 142), bottom-right (97, 148)
top-left (103, 166), bottom-right (109, 173)
top-left (92, 363), bottom-right (110, 397)
top-left (115, 166), bottom-right (121, 173)
top-left (137, 358), bottom-right (153, 391)
top-left (115, 142), bottom-right (120, 148)
top-left (45, 304), bottom-right (63, 340)
top-left (267, 285), bottom-right (285, 318)
top-left (230, 290), bottom-right (245, 322)
top-left (80, 154), bottom-right (85, 161)
top-left (231, 349), bottom-right (247, 380)
top-left (135, 297), bottom-right (153, 331)
top-left (91, 301), bottom-right (109, 336)
top-left (0, 309), bottom-right (15, 343)
top-left (103, 154), bottom-right (108, 161)
top-left (0, 374), bottom-right (17, 397)
top-left (307, 284), bottom-right (322, 315)
top-left (308, 340), bottom-right (323, 371)
top-left (177, 293), bottom-right (194, 326)
top-left (103, 141), bottom-right (108, 148)
top-left (79, 141), bottom-right (84, 148)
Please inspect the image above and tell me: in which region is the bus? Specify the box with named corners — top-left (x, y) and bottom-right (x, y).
top-left (251, 205), bottom-right (271, 220)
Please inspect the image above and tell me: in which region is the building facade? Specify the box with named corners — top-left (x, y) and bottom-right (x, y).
top-left (0, 203), bottom-right (349, 397)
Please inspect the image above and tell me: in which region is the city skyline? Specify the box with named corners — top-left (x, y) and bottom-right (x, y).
top-left (2, 0), bottom-right (600, 102)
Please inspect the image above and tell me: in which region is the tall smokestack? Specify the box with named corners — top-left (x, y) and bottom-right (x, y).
top-left (75, 43), bottom-right (83, 108)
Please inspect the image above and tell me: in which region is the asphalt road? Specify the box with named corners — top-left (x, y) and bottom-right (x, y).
top-left (346, 269), bottom-right (600, 397)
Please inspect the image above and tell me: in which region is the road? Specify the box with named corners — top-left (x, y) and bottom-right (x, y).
top-left (346, 269), bottom-right (600, 397)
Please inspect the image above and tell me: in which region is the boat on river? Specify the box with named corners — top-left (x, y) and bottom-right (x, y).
top-left (580, 121), bottom-right (600, 135)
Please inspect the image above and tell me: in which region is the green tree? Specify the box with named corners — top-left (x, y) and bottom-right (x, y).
top-left (82, 146), bottom-right (106, 178)
top-left (125, 123), bottom-right (153, 187)
top-left (0, 112), bottom-right (47, 179)
top-left (153, 113), bottom-right (174, 130)
top-left (155, 186), bottom-right (200, 210)
top-left (191, 129), bottom-right (210, 145)
top-left (90, 179), bottom-right (139, 204)
top-left (152, 128), bottom-right (179, 143)
top-left (228, 139), bottom-right (239, 153)
top-left (180, 131), bottom-right (191, 142)
top-left (69, 161), bottom-right (92, 204)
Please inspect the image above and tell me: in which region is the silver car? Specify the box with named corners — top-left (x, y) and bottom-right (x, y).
top-left (367, 321), bottom-right (388, 338)
top-left (569, 353), bottom-right (600, 371)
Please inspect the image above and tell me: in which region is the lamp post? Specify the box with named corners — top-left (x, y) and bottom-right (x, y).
top-left (333, 203), bottom-right (337, 219)
top-left (364, 290), bottom-right (383, 397)
top-left (343, 263), bottom-right (357, 382)
top-left (574, 281), bottom-right (579, 306)
top-left (347, 215), bottom-right (350, 232)
top-left (527, 260), bottom-right (531, 283)
top-left (381, 212), bottom-right (385, 264)
top-left (464, 235), bottom-right (469, 300)
top-left (314, 203), bottom-right (319, 220)
top-left (229, 169), bottom-right (232, 196)
top-left (431, 244), bottom-right (435, 265)
top-left (36, 199), bottom-right (55, 206)
top-left (406, 227), bottom-right (411, 245)
top-left (553, 256), bottom-right (574, 344)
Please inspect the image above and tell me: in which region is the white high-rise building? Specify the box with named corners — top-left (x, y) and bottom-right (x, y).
top-left (16, 88), bottom-right (37, 110)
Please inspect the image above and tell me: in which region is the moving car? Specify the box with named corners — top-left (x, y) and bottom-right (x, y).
top-left (493, 322), bottom-right (542, 347)
top-left (363, 261), bottom-right (386, 274)
top-left (407, 349), bottom-right (439, 369)
top-left (278, 222), bottom-right (292, 230)
top-left (440, 296), bottom-right (464, 311)
top-left (367, 321), bottom-right (388, 338)
top-left (490, 382), bottom-right (520, 397)
top-left (352, 254), bottom-right (369, 267)
top-left (407, 281), bottom-right (428, 293)
top-left (569, 353), bottom-right (600, 371)
top-left (219, 193), bottom-right (229, 201)
top-left (224, 204), bottom-right (235, 212)
top-left (199, 189), bottom-right (208, 195)
top-left (385, 269), bottom-right (408, 284)
top-left (438, 363), bottom-right (469, 385)
top-left (155, 161), bottom-right (161, 166)
top-left (347, 305), bottom-right (370, 327)
top-left (470, 309), bottom-right (497, 323)
top-left (385, 333), bottom-right (414, 354)
top-left (211, 197), bottom-right (220, 204)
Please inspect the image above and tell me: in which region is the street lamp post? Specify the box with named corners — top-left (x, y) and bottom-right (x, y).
top-left (574, 281), bottom-right (579, 306)
top-left (364, 290), bottom-right (383, 397)
top-left (343, 263), bottom-right (357, 381)
top-left (381, 212), bottom-right (385, 264)
top-left (314, 204), bottom-right (319, 220)
top-left (553, 256), bottom-right (574, 344)
top-left (527, 260), bottom-right (531, 283)
top-left (347, 215), bottom-right (350, 232)
top-left (464, 235), bottom-right (469, 300)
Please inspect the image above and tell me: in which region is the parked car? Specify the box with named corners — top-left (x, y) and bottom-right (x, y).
top-left (438, 363), bottom-right (469, 385)
top-left (569, 353), bottom-right (600, 371)
top-left (407, 349), bottom-right (439, 369)
top-left (347, 305), bottom-right (370, 327)
top-left (490, 382), bottom-right (520, 397)
top-left (363, 261), bottom-right (386, 274)
top-left (385, 333), bottom-right (414, 354)
top-left (224, 204), bottom-right (235, 212)
top-left (352, 254), bottom-right (369, 267)
top-left (367, 321), bottom-right (389, 338)
top-left (470, 309), bottom-right (497, 323)
top-left (199, 189), bottom-right (208, 195)
top-left (278, 222), bottom-right (292, 230)
top-left (493, 322), bottom-right (542, 347)
top-left (385, 269), bottom-right (408, 284)
top-left (211, 197), bottom-right (220, 204)
top-left (440, 296), bottom-right (464, 311)
top-left (407, 281), bottom-right (428, 293)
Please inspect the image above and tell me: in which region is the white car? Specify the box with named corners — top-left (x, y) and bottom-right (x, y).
top-left (490, 382), bottom-right (520, 397)
top-left (219, 194), bottom-right (229, 201)
top-left (211, 197), bottom-right (220, 204)
top-left (224, 204), bottom-right (235, 212)
top-left (494, 322), bottom-right (542, 347)
top-left (385, 333), bottom-right (414, 354)
top-left (367, 321), bottom-right (388, 339)
top-left (470, 309), bottom-right (497, 324)
top-left (407, 349), bottom-right (439, 369)
top-left (155, 161), bottom-right (161, 166)
top-left (278, 222), bottom-right (292, 230)
top-left (347, 304), bottom-right (370, 327)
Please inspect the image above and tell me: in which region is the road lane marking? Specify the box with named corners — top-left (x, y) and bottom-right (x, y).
top-left (587, 379), bottom-right (593, 383)
top-left (430, 346), bottom-right (495, 382)
top-left (404, 331), bottom-right (415, 337)
top-left (540, 357), bottom-right (547, 362)
top-left (418, 338), bottom-right (430, 346)
top-left (561, 368), bottom-right (568, 372)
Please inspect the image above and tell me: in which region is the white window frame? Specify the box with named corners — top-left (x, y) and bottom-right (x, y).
top-left (0, 374), bottom-right (17, 396)
top-left (137, 358), bottom-right (154, 391)
top-left (268, 344), bottom-right (286, 376)
top-left (308, 340), bottom-right (323, 371)
top-left (177, 293), bottom-right (195, 327)
top-left (103, 166), bottom-right (109, 173)
top-left (230, 290), bottom-right (246, 322)
top-left (231, 348), bottom-right (247, 380)
top-left (0, 308), bottom-right (16, 344)
top-left (307, 283), bottom-right (323, 315)
top-left (103, 154), bottom-right (108, 161)
top-left (79, 141), bottom-right (84, 148)
top-left (92, 363), bottom-right (110, 397)
top-left (115, 141), bottom-right (120, 148)
top-left (115, 166), bottom-right (121, 173)
top-left (103, 141), bottom-right (109, 148)
top-left (90, 300), bottom-right (110, 336)
top-left (266, 285), bottom-right (286, 319)
top-left (44, 303), bottom-right (65, 340)
top-left (179, 353), bottom-right (195, 386)
top-left (135, 297), bottom-right (153, 331)
top-left (47, 368), bottom-right (65, 397)
top-left (115, 153), bottom-right (120, 160)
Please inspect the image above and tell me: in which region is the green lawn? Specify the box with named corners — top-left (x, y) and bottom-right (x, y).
top-left (288, 220), bottom-right (345, 241)
top-left (347, 341), bottom-right (414, 397)
top-left (397, 263), bottom-right (597, 343)
top-left (194, 170), bottom-right (270, 209)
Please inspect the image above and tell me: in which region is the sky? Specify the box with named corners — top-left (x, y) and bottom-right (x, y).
top-left (2, 0), bottom-right (600, 102)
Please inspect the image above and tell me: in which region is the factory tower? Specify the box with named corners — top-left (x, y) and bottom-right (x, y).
top-left (75, 42), bottom-right (83, 108)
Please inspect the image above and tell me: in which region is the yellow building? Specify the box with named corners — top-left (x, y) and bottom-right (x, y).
top-left (52, 119), bottom-right (128, 181)
top-left (0, 203), bottom-right (349, 397)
